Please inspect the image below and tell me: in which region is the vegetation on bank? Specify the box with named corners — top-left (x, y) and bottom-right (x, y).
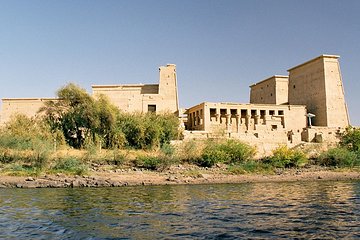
top-left (0, 83), bottom-right (359, 176)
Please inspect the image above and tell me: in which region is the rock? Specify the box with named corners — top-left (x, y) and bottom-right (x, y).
top-left (22, 182), bottom-right (37, 188)
top-left (166, 176), bottom-right (176, 182)
top-left (71, 180), bottom-right (86, 187)
top-left (95, 179), bottom-right (110, 187)
top-left (16, 184), bottom-right (22, 188)
top-left (318, 176), bottom-right (322, 179)
top-left (48, 182), bottom-right (66, 188)
top-left (25, 177), bottom-right (35, 181)
top-left (108, 181), bottom-right (122, 187)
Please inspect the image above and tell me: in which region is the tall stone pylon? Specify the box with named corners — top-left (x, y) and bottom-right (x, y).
top-left (288, 55), bottom-right (349, 127)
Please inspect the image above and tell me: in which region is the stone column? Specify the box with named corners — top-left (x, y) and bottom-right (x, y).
top-left (235, 114), bottom-right (240, 133)
top-left (226, 114), bottom-right (231, 132)
top-left (245, 114), bottom-right (250, 131)
top-left (215, 108), bottom-right (220, 123)
top-left (263, 110), bottom-right (269, 125)
top-left (254, 110), bottom-right (259, 125)
top-left (188, 114), bottom-right (193, 130)
top-left (254, 115), bottom-right (259, 131)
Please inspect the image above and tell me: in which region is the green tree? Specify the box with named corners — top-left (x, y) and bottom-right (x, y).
top-left (40, 83), bottom-right (180, 150)
top-left (340, 127), bottom-right (360, 152)
top-left (40, 83), bottom-right (98, 148)
top-left (94, 95), bottom-right (125, 148)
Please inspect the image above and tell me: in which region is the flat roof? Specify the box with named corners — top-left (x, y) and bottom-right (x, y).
top-left (287, 54), bottom-right (339, 72)
top-left (187, 101), bottom-right (306, 110)
top-left (249, 75), bottom-right (288, 88)
top-left (92, 84), bottom-right (158, 88)
top-left (2, 98), bottom-right (57, 101)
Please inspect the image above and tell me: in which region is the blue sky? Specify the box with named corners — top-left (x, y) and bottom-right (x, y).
top-left (0, 0), bottom-right (359, 125)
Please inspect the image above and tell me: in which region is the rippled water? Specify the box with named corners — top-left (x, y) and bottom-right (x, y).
top-left (0, 181), bottom-right (359, 239)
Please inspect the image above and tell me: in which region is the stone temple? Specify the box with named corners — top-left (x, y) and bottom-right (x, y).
top-left (0, 54), bottom-right (350, 153)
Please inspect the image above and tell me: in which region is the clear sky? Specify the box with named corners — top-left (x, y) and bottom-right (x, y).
top-left (1, 0), bottom-right (359, 125)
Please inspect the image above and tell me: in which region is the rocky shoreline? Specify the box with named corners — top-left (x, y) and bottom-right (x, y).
top-left (1, 166), bottom-right (359, 188)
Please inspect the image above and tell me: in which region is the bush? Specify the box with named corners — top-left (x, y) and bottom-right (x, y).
top-left (53, 157), bottom-right (88, 175)
top-left (340, 127), bottom-right (360, 152)
top-left (216, 140), bottom-right (255, 164)
top-left (118, 112), bottom-right (180, 150)
top-left (318, 147), bottom-right (359, 167)
top-left (177, 140), bottom-right (203, 162)
top-left (199, 149), bottom-right (230, 167)
top-left (0, 115), bottom-right (54, 151)
top-left (228, 160), bottom-right (273, 174)
top-left (197, 140), bottom-right (255, 167)
top-left (3, 164), bottom-right (40, 176)
top-left (134, 154), bottom-right (174, 171)
top-left (160, 143), bottom-right (175, 157)
top-left (265, 146), bottom-right (308, 168)
top-left (111, 149), bottom-right (126, 166)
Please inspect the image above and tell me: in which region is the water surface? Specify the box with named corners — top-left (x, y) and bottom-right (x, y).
top-left (1, 181), bottom-right (359, 239)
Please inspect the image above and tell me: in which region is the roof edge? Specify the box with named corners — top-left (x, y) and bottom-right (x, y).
top-left (92, 84), bottom-right (159, 88)
top-left (287, 54), bottom-right (340, 72)
top-left (249, 75), bottom-right (289, 88)
top-left (2, 98), bottom-right (57, 101)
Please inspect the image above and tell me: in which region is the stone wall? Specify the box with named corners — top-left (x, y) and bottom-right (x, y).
top-left (0, 98), bottom-right (55, 124)
top-left (250, 75), bottom-right (288, 105)
top-left (92, 64), bottom-right (179, 114)
top-left (186, 102), bottom-right (307, 133)
top-left (288, 55), bottom-right (349, 127)
top-left (186, 101), bottom-right (307, 147)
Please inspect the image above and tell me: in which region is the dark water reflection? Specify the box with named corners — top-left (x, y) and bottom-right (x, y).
top-left (0, 181), bottom-right (359, 239)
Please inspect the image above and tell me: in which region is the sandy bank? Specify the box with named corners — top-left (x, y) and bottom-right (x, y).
top-left (0, 166), bottom-right (359, 188)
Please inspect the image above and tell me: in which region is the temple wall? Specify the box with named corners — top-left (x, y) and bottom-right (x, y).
top-left (186, 102), bottom-right (307, 145)
top-left (92, 64), bottom-right (178, 114)
top-left (288, 55), bottom-right (349, 127)
top-left (250, 76), bottom-right (288, 105)
top-left (0, 98), bottom-right (55, 124)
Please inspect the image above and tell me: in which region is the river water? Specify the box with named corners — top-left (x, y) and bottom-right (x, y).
top-left (0, 181), bottom-right (359, 239)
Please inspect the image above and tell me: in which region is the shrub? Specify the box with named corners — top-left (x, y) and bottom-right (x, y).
top-left (0, 115), bottom-right (54, 151)
top-left (197, 140), bottom-right (255, 167)
top-left (177, 140), bottom-right (203, 162)
top-left (199, 149), bottom-right (230, 167)
top-left (134, 155), bottom-right (174, 171)
top-left (53, 157), bottom-right (88, 175)
top-left (0, 148), bottom-right (21, 164)
top-left (265, 146), bottom-right (308, 168)
top-left (3, 164), bottom-right (40, 176)
top-left (118, 112), bottom-right (180, 150)
top-left (340, 127), bottom-right (360, 152)
top-left (228, 160), bottom-right (273, 174)
top-left (318, 147), bottom-right (359, 167)
top-left (160, 143), bottom-right (175, 157)
top-left (111, 149), bottom-right (126, 166)
top-left (216, 140), bottom-right (255, 164)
